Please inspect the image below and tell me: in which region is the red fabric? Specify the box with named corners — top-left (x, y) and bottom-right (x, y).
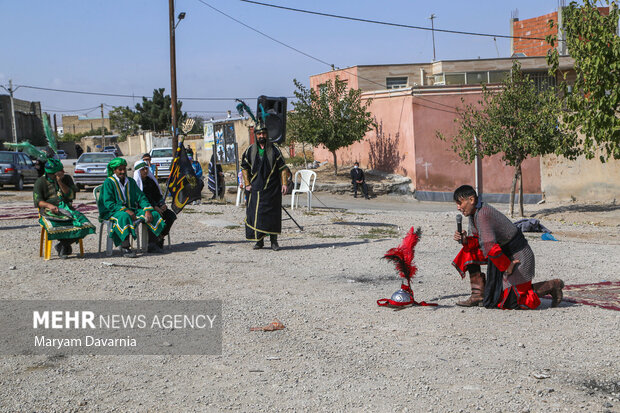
top-left (498, 281), bottom-right (541, 310)
top-left (377, 284), bottom-right (437, 307)
top-left (487, 244), bottom-right (511, 272)
top-left (452, 236), bottom-right (487, 278)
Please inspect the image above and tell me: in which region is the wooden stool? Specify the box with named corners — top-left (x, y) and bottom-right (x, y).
top-left (39, 226), bottom-right (84, 260)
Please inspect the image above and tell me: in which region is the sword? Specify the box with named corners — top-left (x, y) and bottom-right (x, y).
top-left (281, 206), bottom-right (303, 231)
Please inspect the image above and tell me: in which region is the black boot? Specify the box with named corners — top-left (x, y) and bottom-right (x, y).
top-left (270, 234), bottom-right (280, 251)
top-left (253, 238), bottom-right (264, 250)
top-left (55, 242), bottom-right (68, 259)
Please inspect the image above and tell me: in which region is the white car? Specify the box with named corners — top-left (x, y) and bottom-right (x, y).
top-left (54, 150), bottom-right (68, 160)
top-left (149, 147), bottom-right (174, 180)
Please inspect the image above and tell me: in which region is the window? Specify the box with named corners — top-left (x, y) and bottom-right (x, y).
top-left (525, 71), bottom-right (556, 91)
top-left (489, 71), bottom-right (509, 83)
top-left (386, 77), bottom-right (408, 89)
top-left (466, 72), bottom-right (487, 85)
top-left (445, 73), bottom-right (466, 85)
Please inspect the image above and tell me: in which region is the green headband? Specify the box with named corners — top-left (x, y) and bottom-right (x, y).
top-left (134, 161), bottom-right (147, 171)
top-left (107, 157), bottom-right (127, 177)
top-left (44, 159), bottom-right (63, 174)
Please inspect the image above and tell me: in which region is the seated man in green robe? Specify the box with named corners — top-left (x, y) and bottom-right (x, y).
top-left (34, 158), bottom-right (96, 258)
top-left (97, 157), bottom-right (165, 258)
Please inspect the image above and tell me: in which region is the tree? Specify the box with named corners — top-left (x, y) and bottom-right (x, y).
top-left (288, 77), bottom-right (375, 175)
top-left (135, 88), bottom-right (186, 134)
top-left (547, 0), bottom-right (620, 161)
top-left (189, 116), bottom-right (205, 135)
top-left (437, 62), bottom-right (579, 217)
top-left (109, 106), bottom-right (140, 140)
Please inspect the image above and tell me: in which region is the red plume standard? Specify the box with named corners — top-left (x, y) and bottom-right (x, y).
top-left (377, 227), bottom-right (437, 307)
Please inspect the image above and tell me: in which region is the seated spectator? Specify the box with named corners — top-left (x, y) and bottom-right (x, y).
top-left (134, 160), bottom-right (176, 250)
top-left (34, 159), bottom-right (95, 258)
top-left (96, 158), bottom-right (165, 257)
top-left (350, 162), bottom-right (369, 199)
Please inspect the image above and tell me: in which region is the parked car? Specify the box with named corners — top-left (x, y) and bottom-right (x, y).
top-left (149, 147), bottom-right (174, 180)
top-left (73, 152), bottom-right (116, 188)
top-left (54, 150), bottom-right (68, 160)
top-left (103, 146), bottom-right (118, 156)
top-left (0, 151), bottom-right (39, 190)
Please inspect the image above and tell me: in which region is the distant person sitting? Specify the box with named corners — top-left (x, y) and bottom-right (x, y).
top-left (350, 162), bottom-right (369, 199)
top-left (142, 153), bottom-right (157, 178)
top-left (134, 160), bottom-right (176, 250)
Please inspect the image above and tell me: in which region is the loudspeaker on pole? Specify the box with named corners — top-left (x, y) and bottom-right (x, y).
top-left (256, 95), bottom-right (287, 144)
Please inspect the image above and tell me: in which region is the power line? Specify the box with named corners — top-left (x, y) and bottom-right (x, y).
top-left (195, 1), bottom-right (466, 114)
top-left (42, 105), bottom-right (102, 113)
top-left (15, 84), bottom-right (284, 101)
top-left (195, 0), bottom-right (334, 67)
top-left (240, 0), bottom-right (560, 42)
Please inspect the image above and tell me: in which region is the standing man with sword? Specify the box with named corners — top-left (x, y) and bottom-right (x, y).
top-left (241, 126), bottom-right (290, 251)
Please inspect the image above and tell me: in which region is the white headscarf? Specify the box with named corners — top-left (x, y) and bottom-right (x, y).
top-left (133, 160), bottom-right (161, 195)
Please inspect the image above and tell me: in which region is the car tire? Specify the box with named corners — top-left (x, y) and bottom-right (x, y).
top-left (15, 176), bottom-right (24, 191)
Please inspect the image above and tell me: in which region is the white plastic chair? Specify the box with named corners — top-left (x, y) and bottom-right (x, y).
top-left (94, 185), bottom-right (146, 256)
top-left (291, 170), bottom-right (316, 210)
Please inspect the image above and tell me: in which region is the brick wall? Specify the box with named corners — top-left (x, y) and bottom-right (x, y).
top-left (513, 7), bottom-right (611, 57)
top-left (512, 11), bottom-right (558, 57)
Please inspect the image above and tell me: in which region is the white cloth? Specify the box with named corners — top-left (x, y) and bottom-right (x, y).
top-left (133, 161), bottom-right (161, 195)
top-left (112, 174), bottom-right (128, 203)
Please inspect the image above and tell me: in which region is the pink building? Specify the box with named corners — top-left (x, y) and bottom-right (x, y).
top-left (310, 55), bottom-right (575, 202)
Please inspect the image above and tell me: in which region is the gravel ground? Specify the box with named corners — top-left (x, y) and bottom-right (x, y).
top-left (0, 190), bottom-right (619, 412)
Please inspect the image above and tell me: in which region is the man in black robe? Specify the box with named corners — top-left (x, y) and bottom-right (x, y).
top-left (241, 127), bottom-right (289, 251)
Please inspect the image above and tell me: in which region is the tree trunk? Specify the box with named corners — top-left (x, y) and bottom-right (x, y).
top-left (302, 142), bottom-right (307, 166)
top-left (331, 150), bottom-right (338, 175)
top-left (509, 165), bottom-right (518, 218)
top-left (518, 162), bottom-right (524, 217)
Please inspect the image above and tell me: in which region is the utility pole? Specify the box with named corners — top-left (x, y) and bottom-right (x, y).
top-left (429, 14), bottom-right (437, 61)
top-left (169, 0), bottom-right (179, 151)
top-left (1, 80), bottom-right (20, 150)
top-left (101, 103), bottom-right (105, 149)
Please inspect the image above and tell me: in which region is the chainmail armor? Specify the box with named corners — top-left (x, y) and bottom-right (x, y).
top-left (469, 203), bottom-right (535, 287)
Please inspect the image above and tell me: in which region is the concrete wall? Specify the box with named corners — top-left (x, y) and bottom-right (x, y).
top-left (62, 115), bottom-right (111, 135)
top-left (541, 151), bottom-right (620, 202)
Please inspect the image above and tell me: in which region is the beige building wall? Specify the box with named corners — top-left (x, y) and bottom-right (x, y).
top-left (63, 115), bottom-right (111, 135)
top-left (541, 151), bottom-right (620, 202)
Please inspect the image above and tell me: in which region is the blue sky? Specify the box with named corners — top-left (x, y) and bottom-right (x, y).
top-left (0, 0), bottom-right (563, 122)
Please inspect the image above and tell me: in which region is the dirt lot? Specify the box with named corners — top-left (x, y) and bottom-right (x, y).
top-left (0, 187), bottom-right (618, 412)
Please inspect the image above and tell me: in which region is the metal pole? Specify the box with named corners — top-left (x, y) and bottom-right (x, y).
top-left (212, 143), bottom-right (219, 199)
top-left (429, 14), bottom-right (437, 61)
top-left (101, 103), bottom-right (105, 149)
top-left (9, 80), bottom-right (18, 149)
top-left (169, 0), bottom-right (179, 152)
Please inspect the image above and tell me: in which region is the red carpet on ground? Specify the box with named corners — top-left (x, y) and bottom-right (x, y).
top-left (563, 281), bottom-right (620, 311)
top-left (0, 203), bottom-right (98, 220)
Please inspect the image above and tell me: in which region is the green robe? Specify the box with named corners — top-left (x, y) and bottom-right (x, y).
top-left (97, 175), bottom-right (165, 246)
top-left (34, 174), bottom-right (96, 241)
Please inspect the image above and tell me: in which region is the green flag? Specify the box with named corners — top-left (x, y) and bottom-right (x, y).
top-left (42, 115), bottom-right (57, 154)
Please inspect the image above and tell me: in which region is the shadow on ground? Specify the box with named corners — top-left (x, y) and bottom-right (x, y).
top-left (533, 203), bottom-right (620, 217)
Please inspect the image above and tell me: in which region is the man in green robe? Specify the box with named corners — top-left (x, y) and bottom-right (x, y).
top-left (34, 158), bottom-right (95, 258)
top-left (97, 157), bottom-right (165, 258)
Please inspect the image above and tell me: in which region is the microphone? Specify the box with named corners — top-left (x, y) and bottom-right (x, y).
top-left (456, 214), bottom-right (464, 245)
